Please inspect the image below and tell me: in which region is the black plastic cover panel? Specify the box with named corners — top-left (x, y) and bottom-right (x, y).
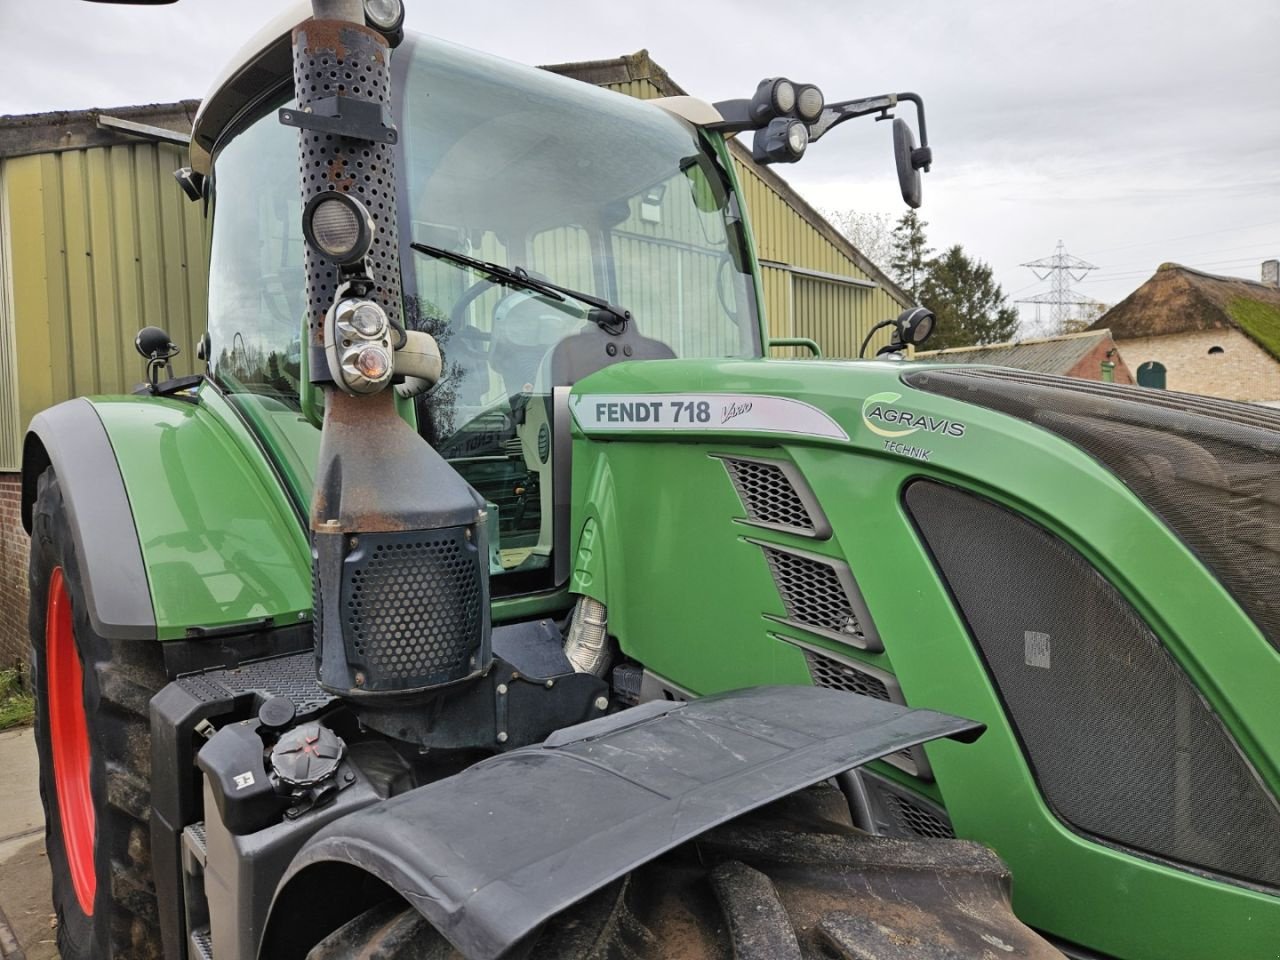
top-left (904, 367), bottom-right (1280, 654)
top-left (280, 686), bottom-right (982, 960)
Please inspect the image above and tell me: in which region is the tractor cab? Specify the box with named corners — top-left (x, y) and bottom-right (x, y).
top-left (203, 31), bottom-right (761, 595)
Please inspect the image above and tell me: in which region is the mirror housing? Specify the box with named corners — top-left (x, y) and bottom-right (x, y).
top-left (894, 119), bottom-right (923, 209)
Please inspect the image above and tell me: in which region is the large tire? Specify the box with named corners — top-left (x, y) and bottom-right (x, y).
top-left (28, 468), bottom-right (167, 959)
top-left (304, 787), bottom-right (1062, 960)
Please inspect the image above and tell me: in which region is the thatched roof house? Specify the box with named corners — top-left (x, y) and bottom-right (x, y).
top-left (1089, 262), bottom-right (1280, 402)
top-left (914, 329), bottom-right (1132, 383)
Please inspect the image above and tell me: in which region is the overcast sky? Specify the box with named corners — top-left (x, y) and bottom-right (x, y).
top-left (3, 0), bottom-right (1277, 331)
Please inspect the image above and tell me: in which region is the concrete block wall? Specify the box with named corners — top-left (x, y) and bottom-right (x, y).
top-left (0, 473), bottom-right (29, 670)
top-left (1115, 329), bottom-right (1280, 402)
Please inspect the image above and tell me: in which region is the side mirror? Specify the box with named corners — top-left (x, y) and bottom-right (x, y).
top-left (893, 118), bottom-right (924, 209)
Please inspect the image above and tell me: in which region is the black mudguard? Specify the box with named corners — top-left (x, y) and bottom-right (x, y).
top-left (22, 398), bottom-right (154, 640)
top-left (265, 686), bottom-right (983, 960)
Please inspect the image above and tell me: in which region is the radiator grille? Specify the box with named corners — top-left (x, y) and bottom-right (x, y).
top-left (905, 367), bottom-right (1280, 655)
top-left (720, 456), bottom-right (824, 536)
top-left (761, 545), bottom-right (872, 647)
top-left (906, 479), bottom-right (1280, 888)
top-left (342, 529), bottom-right (483, 688)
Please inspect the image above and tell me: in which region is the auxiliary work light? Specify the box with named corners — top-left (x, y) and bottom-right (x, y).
top-left (795, 84), bottom-right (825, 122)
top-left (751, 78), bottom-right (796, 124)
top-left (897, 306), bottom-right (936, 345)
top-left (363, 0), bottom-right (405, 43)
top-left (303, 192), bottom-right (375, 266)
top-left (753, 117), bottom-right (809, 164)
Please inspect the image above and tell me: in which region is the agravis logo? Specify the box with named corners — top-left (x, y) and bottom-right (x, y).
top-left (861, 392), bottom-right (966, 439)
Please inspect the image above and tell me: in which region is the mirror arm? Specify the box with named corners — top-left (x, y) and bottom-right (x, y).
top-left (894, 92), bottom-right (932, 171)
top-left (806, 94), bottom-right (897, 143)
top-left (707, 99), bottom-right (757, 133)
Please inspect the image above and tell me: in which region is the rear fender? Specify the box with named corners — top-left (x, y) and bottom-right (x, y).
top-left (261, 686), bottom-right (982, 960)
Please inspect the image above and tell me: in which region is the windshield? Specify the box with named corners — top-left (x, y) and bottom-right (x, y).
top-left (206, 32), bottom-right (761, 594)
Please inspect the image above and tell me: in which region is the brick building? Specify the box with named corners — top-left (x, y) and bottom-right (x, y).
top-left (914, 328), bottom-right (1134, 383)
top-left (1090, 262), bottom-right (1280, 402)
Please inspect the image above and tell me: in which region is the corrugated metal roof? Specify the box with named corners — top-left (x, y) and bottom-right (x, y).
top-left (915, 330), bottom-right (1112, 375)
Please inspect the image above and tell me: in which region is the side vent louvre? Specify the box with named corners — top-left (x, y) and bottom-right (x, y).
top-left (755, 542), bottom-right (881, 651)
top-left (774, 633), bottom-right (929, 779)
top-left (717, 455), bottom-right (831, 538)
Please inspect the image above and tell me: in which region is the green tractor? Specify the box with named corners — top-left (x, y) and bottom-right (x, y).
top-left (20, 1), bottom-right (1279, 958)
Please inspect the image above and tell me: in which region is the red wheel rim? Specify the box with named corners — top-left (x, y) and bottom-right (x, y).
top-left (46, 567), bottom-right (96, 915)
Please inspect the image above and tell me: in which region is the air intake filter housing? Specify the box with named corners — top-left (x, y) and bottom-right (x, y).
top-left (312, 444), bottom-right (492, 697)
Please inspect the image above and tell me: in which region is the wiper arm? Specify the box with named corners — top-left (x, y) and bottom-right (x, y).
top-left (410, 241), bottom-right (631, 331)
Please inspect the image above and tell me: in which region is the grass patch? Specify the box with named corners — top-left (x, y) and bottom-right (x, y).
top-left (1226, 296), bottom-right (1280, 360)
top-left (0, 667), bottom-right (35, 731)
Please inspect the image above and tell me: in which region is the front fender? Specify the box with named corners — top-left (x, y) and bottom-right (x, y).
top-left (263, 686), bottom-right (982, 960)
top-left (23, 398), bottom-right (156, 639)
top-left (24, 388), bottom-right (312, 643)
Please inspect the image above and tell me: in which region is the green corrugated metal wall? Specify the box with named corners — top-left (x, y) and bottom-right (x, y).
top-left (0, 143), bottom-right (208, 465)
top-left (599, 76), bottom-right (908, 359)
top-left (0, 164), bottom-right (20, 470)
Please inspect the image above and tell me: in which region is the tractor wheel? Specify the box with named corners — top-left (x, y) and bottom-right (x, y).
top-left (304, 786), bottom-right (1062, 960)
top-left (28, 467), bottom-right (167, 959)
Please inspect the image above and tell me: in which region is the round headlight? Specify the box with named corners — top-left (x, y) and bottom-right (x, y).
top-left (772, 79), bottom-right (797, 115)
top-left (303, 192), bottom-right (375, 265)
top-left (786, 120), bottom-right (809, 157)
top-left (364, 0), bottom-right (404, 32)
top-left (337, 300), bottom-right (388, 340)
top-left (912, 313), bottom-right (935, 343)
top-left (796, 84), bottom-right (824, 122)
top-left (353, 345), bottom-right (391, 381)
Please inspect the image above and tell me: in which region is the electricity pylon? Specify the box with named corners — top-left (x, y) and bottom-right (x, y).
top-left (1017, 240), bottom-right (1101, 333)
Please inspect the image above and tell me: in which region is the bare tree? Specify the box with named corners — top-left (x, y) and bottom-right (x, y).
top-left (822, 209), bottom-right (894, 274)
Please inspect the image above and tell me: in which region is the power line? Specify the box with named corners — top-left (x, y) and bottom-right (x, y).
top-left (1076, 219), bottom-right (1280, 258)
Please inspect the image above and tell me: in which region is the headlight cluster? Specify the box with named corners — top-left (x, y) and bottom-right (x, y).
top-left (329, 297), bottom-right (394, 394)
top-left (749, 77), bottom-right (824, 165)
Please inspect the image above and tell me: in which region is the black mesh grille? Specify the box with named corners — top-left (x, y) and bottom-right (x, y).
top-left (761, 546), bottom-right (867, 644)
top-left (721, 457), bottom-right (817, 533)
top-left (292, 22), bottom-right (403, 357)
top-left (803, 649), bottom-right (891, 701)
top-left (342, 529), bottom-right (483, 688)
top-left (884, 791), bottom-right (956, 840)
top-left (905, 367), bottom-right (1280, 654)
top-left (906, 479), bottom-right (1280, 888)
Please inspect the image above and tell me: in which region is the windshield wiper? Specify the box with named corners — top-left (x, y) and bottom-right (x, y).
top-left (409, 241), bottom-right (631, 332)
